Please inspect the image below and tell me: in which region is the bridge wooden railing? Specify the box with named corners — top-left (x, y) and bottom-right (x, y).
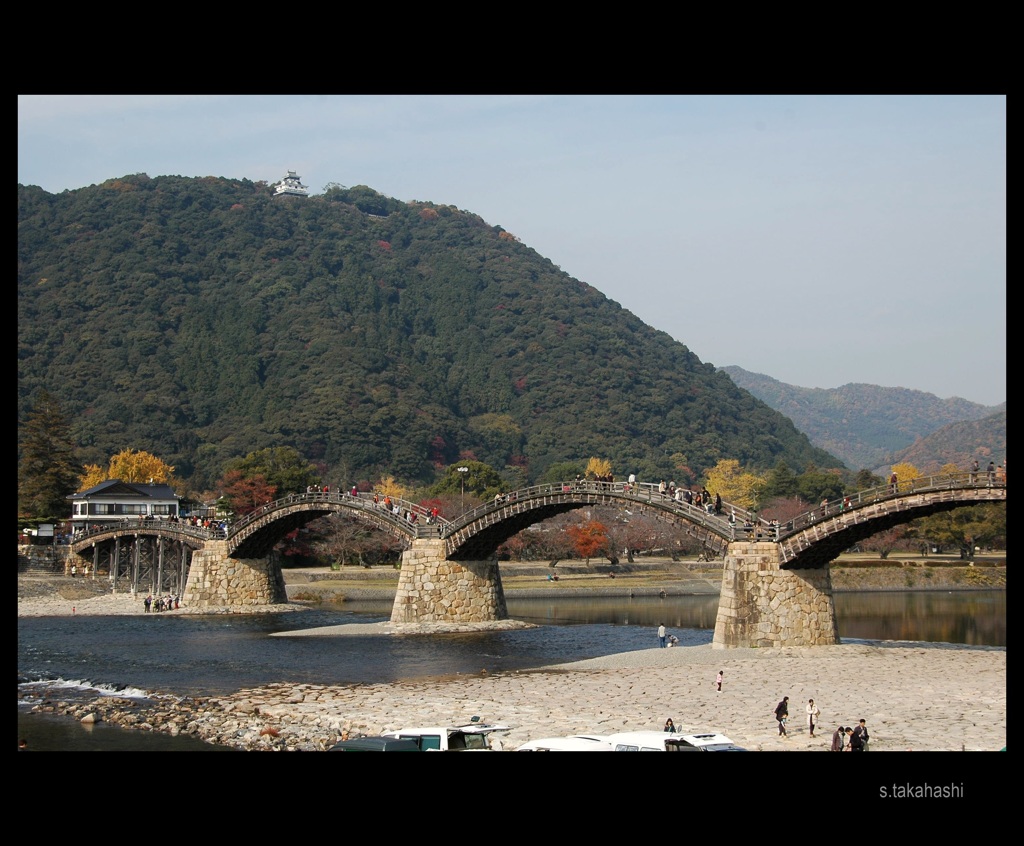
top-left (70, 518), bottom-right (220, 545)
top-left (226, 490), bottom-right (445, 539)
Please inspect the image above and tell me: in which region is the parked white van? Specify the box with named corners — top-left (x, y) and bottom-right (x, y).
top-left (516, 735), bottom-right (613, 751)
top-left (604, 730), bottom-right (745, 751)
top-left (380, 723), bottom-right (510, 751)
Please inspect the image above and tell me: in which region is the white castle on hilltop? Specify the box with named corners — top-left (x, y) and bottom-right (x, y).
top-left (274, 170), bottom-right (308, 197)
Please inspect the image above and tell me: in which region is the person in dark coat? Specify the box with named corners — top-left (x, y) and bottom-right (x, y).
top-left (846, 726), bottom-right (864, 751)
top-left (774, 696), bottom-right (789, 736)
top-left (831, 725), bottom-right (845, 752)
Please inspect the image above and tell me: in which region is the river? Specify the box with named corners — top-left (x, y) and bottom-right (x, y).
top-left (17, 590), bottom-right (1005, 751)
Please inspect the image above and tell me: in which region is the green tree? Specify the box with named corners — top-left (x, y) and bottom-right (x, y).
top-left (537, 461), bottom-right (587, 484)
top-left (796, 467), bottom-right (845, 505)
top-left (432, 461), bottom-right (504, 499)
top-left (223, 447), bottom-right (317, 496)
top-left (855, 469), bottom-right (883, 491)
top-left (18, 390), bottom-right (81, 520)
top-left (761, 460), bottom-right (800, 501)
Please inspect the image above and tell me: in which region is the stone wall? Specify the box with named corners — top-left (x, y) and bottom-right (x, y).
top-left (713, 541), bottom-right (837, 648)
top-left (182, 541), bottom-right (288, 608)
top-left (391, 539), bottom-right (508, 623)
top-left (18, 544), bottom-right (66, 573)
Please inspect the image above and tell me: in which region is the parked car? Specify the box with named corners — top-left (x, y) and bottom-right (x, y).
top-left (328, 736), bottom-right (422, 752)
top-left (604, 730), bottom-right (746, 751)
top-left (379, 723), bottom-right (511, 751)
top-left (516, 734), bottom-right (613, 751)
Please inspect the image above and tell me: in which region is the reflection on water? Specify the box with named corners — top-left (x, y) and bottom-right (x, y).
top-left (834, 591), bottom-right (1006, 646)
top-left (505, 592), bottom-right (1006, 647)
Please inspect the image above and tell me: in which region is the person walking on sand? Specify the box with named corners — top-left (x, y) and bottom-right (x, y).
top-left (658, 624), bottom-right (666, 648)
top-left (831, 725), bottom-right (845, 752)
top-left (716, 670), bottom-right (723, 691)
top-left (806, 698), bottom-right (821, 737)
top-left (774, 696), bottom-right (789, 736)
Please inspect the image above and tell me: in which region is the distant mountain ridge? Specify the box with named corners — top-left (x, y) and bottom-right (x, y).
top-left (720, 366), bottom-right (1004, 472)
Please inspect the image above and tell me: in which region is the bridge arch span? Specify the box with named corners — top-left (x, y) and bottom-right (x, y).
top-left (778, 484), bottom-right (1006, 568)
top-left (441, 483), bottom-right (734, 560)
top-left (225, 492), bottom-right (427, 558)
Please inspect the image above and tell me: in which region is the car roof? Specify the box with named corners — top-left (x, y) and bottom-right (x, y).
top-left (383, 724), bottom-right (510, 736)
top-left (328, 736), bottom-right (422, 751)
top-left (604, 730), bottom-right (744, 751)
top-left (676, 732), bottom-right (742, 748)
top-left (516, 735), bottom-right (613, 751)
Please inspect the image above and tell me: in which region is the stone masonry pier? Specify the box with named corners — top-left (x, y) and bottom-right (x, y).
top-left (713, 541), bottom-right (837, 648)
top-left (182, 540), bottom-right (288, 608)
top-left (390, 539), bottom-right (508, 623)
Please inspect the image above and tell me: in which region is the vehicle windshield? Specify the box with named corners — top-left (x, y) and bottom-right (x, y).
top-left (452, 731), bottom-right (490, 750)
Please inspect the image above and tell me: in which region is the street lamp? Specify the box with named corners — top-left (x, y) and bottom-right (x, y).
top-left (457, 466), bottom-right (469, 514)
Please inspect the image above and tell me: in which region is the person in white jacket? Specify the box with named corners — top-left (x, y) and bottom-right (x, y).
top-left (806, 699), bottom-right (821, 738)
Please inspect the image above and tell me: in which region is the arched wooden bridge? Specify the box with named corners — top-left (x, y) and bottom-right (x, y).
top-left (67, 473), bottom-right (1004, 644)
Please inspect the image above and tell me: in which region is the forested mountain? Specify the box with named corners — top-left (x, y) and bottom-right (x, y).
top-left (720, 366), bottom-right (1004, 472)
top-left (18, 174), bottom-right (839, 495)
top-left (883, 411), bottom-right (1006, 476)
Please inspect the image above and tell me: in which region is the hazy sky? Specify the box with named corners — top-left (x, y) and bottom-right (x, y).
top-left (18, 94), bottom-right (1006, 406)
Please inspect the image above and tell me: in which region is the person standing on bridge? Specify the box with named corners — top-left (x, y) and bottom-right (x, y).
top-left (987, 461), bottom-right (996, 486)
top-left (889, 472), bottom-right (898, 494)
top-left (971, 459), bottom-right (980, 483)
top-left (714, 493), bottom-right (722, 515)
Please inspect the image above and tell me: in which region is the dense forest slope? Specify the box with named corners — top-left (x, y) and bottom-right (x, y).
top-left (720, 366), bottom-right (1003, 472)
top-left (18, 175), bottom-right (839, 493)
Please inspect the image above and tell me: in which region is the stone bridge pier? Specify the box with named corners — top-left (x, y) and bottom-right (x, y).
top-left (182, 540), bottom-right (288, 608)
top-left (390, 539), bottom-right (508, 623)
top-left (713, 541), bottom-right (838, 648)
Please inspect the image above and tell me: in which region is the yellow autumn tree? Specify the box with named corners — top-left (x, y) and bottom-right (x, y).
top-left (374, 475), bottom-right (410, 500)
top-left (889, 462), bottom-right (920, 492)
top-left (585, 457), bottom-right (612, 479)
top-left (703, 459), bottom-right (767, 510)
top-left (78, 449), bottom-right (177, 490)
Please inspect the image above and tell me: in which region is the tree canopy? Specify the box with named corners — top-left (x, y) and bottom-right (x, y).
top-left (18, 390), bottom-right (81, 521)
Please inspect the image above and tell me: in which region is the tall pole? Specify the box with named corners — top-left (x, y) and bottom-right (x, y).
top-left (457, 466), bottom-right (468, 515)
